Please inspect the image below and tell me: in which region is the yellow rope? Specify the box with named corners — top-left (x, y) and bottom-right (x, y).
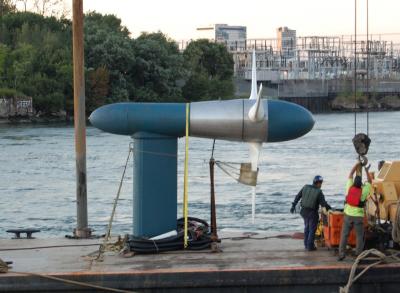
top-left (183, 103), bottom-right (189, 248)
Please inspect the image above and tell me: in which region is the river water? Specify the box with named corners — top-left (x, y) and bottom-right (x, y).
top-left (1, 111), bottom-right (399, 238)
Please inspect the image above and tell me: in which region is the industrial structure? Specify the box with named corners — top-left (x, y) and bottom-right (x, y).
top-left (179, 25), bottom-right (400, 82)
top-left (235, 33), bottom-right (400, 82)
top-left (177, 25), bottom-right (400, 111)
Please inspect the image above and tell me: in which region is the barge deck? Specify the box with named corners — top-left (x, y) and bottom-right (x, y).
top-left (0, 232), bottom-right (399, 292)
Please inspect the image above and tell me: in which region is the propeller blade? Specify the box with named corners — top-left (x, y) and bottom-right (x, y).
top-left (248, 83), bottom-right (264, 122)
top-left (248, 142), bottom-right (262, 224)
top-left (248, 142), bottom-right (262, 172)
top-left (249, 49), bottom-right (258, 100)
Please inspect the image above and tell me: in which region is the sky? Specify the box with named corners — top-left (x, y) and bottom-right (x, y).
top-left (76, 0), bottom-right (400, 41)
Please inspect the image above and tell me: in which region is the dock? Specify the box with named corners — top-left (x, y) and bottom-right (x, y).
top-left (1, 231), bottom-right (399, 292)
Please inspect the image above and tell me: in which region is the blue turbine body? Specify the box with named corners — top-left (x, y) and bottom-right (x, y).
top-left (89, 99), bottom-right (314, 142)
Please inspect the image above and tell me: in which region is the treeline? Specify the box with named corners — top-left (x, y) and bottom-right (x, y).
top-left (0, 8), bottom-right (234, 115)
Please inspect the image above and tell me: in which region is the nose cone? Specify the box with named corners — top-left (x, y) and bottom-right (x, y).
top-left (89, 102), bottom-right (186, 136)
top-left (89, 103), bottom-right (129, 135)
top-left (267, 100), bottom-right (315, 142)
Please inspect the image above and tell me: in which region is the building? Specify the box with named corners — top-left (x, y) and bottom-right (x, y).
top-left (0, 96), bottom-right (33, 118)
top-left (277, 27), bottom-right (296, 58)
top-left (196, 24), bottom-right (247, 51)
top-left (185, 25), bottom-right (400, 83)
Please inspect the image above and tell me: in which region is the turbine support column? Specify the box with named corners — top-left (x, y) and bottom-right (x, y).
top-left (132, 132), bottom-right (178, 237)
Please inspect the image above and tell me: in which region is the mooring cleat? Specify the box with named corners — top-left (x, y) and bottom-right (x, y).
top-left (6, 229), bottom-right (40, 239)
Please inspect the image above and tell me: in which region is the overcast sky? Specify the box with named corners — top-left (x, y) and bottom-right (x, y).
top-left (77, 0), bottom-right (399, 41)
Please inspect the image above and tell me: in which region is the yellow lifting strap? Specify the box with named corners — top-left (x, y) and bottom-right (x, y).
top-left (183, 103), bottom-right (190, 248)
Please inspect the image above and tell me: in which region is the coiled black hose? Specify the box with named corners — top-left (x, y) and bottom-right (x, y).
top-left (127, 217), bottom-right (214, 254)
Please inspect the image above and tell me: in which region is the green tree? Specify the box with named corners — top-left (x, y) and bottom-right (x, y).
top-left (0, 9), bottom-right (239, 116)
top-left (10, 43), bottom-right (34, 90)
top-left (0, 44), bottom-right (10, 83)
top-left (132, 32), bottom-right (185, 102)
top-left (183, 39), bottom-right (234, 101)
top-left (84, 12), bottom-right (134, 103)
top-left (0, 11), bottom-right (72, 113)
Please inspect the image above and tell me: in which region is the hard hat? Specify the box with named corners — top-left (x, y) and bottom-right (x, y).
top-left (313, 175), bottom-right (323, 184)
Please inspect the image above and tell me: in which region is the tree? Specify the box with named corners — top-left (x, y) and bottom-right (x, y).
top-left (11, 43), bottom-right (35, 91)
top-left (132, 32), bottom-right (186, 102)
top-left (33, 0), bottom-right (69, 18)
top-left (0, 11), bottom-right (72, 113)
top-left (0, 9), bottom-right (238, 116)
top-left (0, 44), bottom-right (10, 82)
top-left (86, 66), bottom-right (109, 112)
top-left (84, 12), bottom-right (135, 103)
top-left (183, 39), bottom-right (234, 101)
top-left (0, 0), bottom-right (16, 16)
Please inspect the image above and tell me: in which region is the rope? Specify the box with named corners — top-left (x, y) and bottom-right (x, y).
top-left (215, 161), bottom-right (241, 173)
top-left (215, 161), bottom-right (241, 182)
top-left (339, 249), bottom-right (400, 293)
top-left (96, 143), bottom-right (133, 261)
top-left (135, 149), bottom-right (176, 158)
top-left (183, 103), bottom-right (189, 249)
top-left (151, 239), bottom-right (159, 253)
top-left (366, 0), bottom-right (370, 136)
top-left (353, 0), bottom-right (370, 144)
top-left (0, 258), bottom-right (9, 273)
top-left (211, 139), bottom-right (216, 159)
top-left (1, 256), bottom-right (136, 292)
top-left (215, 160), bottom-right (242, 165)
top-left (354, 0), bottom-right (357, 136)
top-left (0, 244), bottom-right (100, 251)
top-left (7, 270), bottom-right (138, 293)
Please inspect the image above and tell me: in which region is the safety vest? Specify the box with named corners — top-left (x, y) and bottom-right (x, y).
top-left (346, 186), bottom-right (363, 207)
top-left (300, 185), bottom-right (320, 210)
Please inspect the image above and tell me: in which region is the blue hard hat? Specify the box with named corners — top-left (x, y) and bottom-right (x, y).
top-left (313, 175), bottom-right (323, 184)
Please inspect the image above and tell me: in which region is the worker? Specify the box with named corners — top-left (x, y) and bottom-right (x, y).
top-left (291, 175), bottom-right (331, 251)
top-left (338, 162), bottom-right (372, 261)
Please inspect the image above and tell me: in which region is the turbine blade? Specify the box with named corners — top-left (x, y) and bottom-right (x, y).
top-left (248, 142), bottom-right (262, 224)
top-left (248, 142), bottom-right (262, 172)
top-left (248, 83), bottom-right (264, 122)
top-left (249, 49), bottom-right (258, 100)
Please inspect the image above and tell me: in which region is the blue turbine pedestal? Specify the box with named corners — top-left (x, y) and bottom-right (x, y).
top-left (132, 132), bottom-right (177, 237)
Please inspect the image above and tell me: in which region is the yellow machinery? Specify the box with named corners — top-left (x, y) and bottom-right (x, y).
top-left (367, 161), bottom-right (400, 223)
top-left (366, 161), bottom-right (400, 246)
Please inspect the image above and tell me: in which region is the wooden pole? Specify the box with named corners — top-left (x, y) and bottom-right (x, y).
top-left (72, 0), bottom-right (90, 238)
top-left (209, 157), bottom-right (221, 252)
top-left (209, 158), bottom-right (217, 238)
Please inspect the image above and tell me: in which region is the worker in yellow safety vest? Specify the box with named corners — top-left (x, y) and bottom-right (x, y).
top-left (338, 162), bottom-right (372, 261)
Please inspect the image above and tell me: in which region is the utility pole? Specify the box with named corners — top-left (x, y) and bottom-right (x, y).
top-left (72, 0), bottom-right (90, 238)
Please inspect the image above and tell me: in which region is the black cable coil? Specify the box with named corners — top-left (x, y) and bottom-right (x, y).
top-left (127, 217), bottom-right (215, 253)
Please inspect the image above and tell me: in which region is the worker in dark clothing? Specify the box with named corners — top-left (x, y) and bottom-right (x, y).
top-left (291, 175), bottom-right (331, 251)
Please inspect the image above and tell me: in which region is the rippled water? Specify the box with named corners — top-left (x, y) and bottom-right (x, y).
top-left (1, 111), bottom-right (399, 238)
